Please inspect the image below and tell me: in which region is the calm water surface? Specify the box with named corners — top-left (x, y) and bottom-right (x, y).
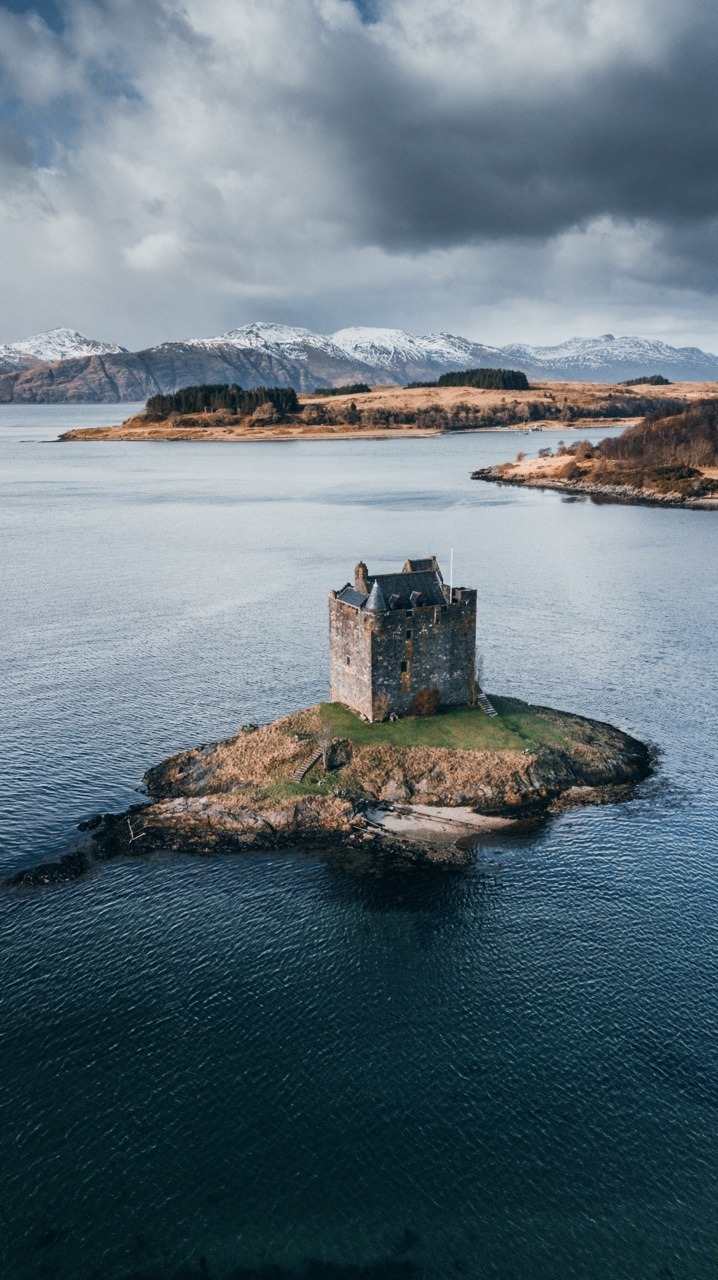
top-left (1, 406), bottom-right (717, 1280)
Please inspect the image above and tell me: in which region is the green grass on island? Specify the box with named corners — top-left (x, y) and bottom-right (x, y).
top-left (316, 697), bottom-right (577, 753)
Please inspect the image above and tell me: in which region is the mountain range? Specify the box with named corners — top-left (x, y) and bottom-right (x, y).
top-left (1, 324), bottom-right (717, 403)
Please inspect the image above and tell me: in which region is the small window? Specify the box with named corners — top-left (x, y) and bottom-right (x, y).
top-left (441, 605), bottom-right (448, 614)
top-left (406, 629), bottom-right (412, 640)
top-left (346, 656), bottom-right (351, 665)
top-left (400, 660), bottom-right (408, 673)
top-left (406, 609), bottom-right (413, 617)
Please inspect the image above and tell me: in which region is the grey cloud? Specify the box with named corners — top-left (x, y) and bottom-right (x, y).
top-left (0, 123), bottom-right (34, 169)
top-left (296, 5), bottom-right (718, 248)
top-left (2, 0), bottom-right (718, 348)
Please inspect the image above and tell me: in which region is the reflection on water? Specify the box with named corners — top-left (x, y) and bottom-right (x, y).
top-left (1, 408), bottom-right (717, 1279)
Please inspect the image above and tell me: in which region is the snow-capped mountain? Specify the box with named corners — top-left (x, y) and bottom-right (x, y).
top-left (330, 326), bottom-right (508, 379)
top-left (182, 321), bottom-right (348, 363)
top-left (181, 322), bottom-right (509, 382)
top-left (0, 328), bottom-right (126, 373)
top-left (501, 333), bottom-right (718, 382)
top-left (2, 322), bottom-right (718, 402)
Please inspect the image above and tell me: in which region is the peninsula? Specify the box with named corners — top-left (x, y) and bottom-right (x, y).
top-left (57, 378), bottom-right (718, 442)
top-left (7, 558), bottom-right (652, 887)
top-left (472, 399), bottom-right (718, 508)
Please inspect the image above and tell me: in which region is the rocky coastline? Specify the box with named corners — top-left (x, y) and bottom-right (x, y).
top-left (6, 699), bottom-right (653, 888)
top-left (472, 465), bottom-right (718, 508)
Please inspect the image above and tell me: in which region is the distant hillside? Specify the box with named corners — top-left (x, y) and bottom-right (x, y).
top-left (474, 399), bottom-right (718, 507)
top-left (595, 399), bottom-right (718, 469)
top-left (0, 324), bottom-right (374, 403)
top-left (2, 322), bottom-right (718, 402)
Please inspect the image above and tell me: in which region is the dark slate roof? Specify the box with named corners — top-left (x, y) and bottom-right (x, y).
top-left (365, 581), bottom-right (388, 612)
top-left (404, 557), bottom-right (439, 574)
top-left (336, 584), bottom-right (367, 609)
top-left (368, 570), bottom-right (446, 609)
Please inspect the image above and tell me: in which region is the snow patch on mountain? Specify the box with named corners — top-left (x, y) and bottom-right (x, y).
top-left (502, 333), bottom-right (718, 377)
top-left (4, 322), bottom-right (718, 395)
top-left (13, 328), bottom-right (126, 362)
top-left (0, 328), bottom-right (126, 372)
top-left (330, 326), bottom-right (504, 368)
top-left (180, 322), bottom-right (347, 363)
top-left (177, 321), bottom-right (507, 374)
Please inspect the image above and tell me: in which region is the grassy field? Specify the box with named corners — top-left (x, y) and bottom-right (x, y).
top-left (317, 698), bottom-right (574, 753)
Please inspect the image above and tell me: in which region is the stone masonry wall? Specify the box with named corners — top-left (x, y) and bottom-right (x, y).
top-left (329, 587), bottom-right (477, 721)
top-left (369, 589), bottom-right (477, 719)
top-left (329, 596), bottom-right (373, 718)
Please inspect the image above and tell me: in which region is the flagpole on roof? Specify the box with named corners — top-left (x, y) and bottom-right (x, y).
top-left (449, 547), bottom-right (453, 600)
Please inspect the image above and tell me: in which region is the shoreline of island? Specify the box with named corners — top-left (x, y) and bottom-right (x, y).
top-left (6, 697), bottom-right (654, 888)
top-left (472, 461), bottom-right (718, 509)
top-left (56, 419), bottom-right (645, 444)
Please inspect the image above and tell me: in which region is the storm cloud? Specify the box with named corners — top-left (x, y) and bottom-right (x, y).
top-left (1, 0), bottom-right (718, 347)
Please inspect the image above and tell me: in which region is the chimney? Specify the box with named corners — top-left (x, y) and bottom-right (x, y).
top-left (354, 561), bottom-right (369, 593)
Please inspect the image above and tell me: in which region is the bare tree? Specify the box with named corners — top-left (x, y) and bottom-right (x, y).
top-left (317, 723), bottom-right (334, 771)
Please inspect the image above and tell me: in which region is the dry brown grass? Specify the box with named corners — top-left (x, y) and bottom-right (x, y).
top-left (300, 380), bottom-right (718, 415)
top-left (58, 380), bottom-right (718, 442)
top-left (490, 447), bottom-right (718, 502)
top-left (144, 699), bottom-right (637, 815)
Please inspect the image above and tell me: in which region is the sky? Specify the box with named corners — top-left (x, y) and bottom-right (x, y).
top-left (1, 0), bottom-right (718, 350)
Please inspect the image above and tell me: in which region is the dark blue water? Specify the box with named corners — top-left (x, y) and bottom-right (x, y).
top-left (1, 408), bottom-right (717, 1280)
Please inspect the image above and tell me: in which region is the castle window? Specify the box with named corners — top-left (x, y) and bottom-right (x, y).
top-left (441, 605), bottom-right (448, 614)
top-left (400, 660), bottom-right (408, 673)
top-left (406, 629), bottom-right (412, 640)
top-left (406, 609), bottom-right (413, 617)
top-left (346, 656), bottom-right (351, 665)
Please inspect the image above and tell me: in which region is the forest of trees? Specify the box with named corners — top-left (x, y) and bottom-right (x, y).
top-left (595, 398), bottom-right (718, 467)
top-left (145, 383), bottom-right (299, 419)
top-left (549, 398), bottom-right (718, 497)
top-left (300, 394), bottom-right (682, 432)
top-left (312, 383), bottom-right (372, 396)
top-left (408, 368), bottom-right (530, 391)
top-left (618, 374), bottom-right (672, 386)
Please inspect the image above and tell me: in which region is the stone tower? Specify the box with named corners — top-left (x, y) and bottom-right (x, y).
top-left (328, 556), bottom-right (477, 721)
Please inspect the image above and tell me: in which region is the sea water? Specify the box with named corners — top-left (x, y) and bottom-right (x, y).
top-left (1, 407), bottom-right (717, 1279)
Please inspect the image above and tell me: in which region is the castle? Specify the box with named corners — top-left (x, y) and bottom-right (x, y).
top-left (329, 557), bottom-right (477, 722)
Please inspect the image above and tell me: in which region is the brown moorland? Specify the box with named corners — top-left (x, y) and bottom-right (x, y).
top-left (58, 380), bottom-right (718, 442)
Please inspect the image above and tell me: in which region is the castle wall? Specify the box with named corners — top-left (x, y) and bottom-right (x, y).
top-left (329, 586), bottom-right (477, 721)
top-left (328, 595), bottom-right (373, 718)
top-left (369, 590), bottom-right (477, 719)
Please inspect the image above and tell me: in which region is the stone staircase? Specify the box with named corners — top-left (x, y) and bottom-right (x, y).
top-left (476, 691), bottom-right (498, 717)
top-left (292, 749), bottom-right (323, 782)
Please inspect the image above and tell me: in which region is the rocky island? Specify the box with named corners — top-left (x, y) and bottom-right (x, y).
top-left (7, 557), bottom-right (653, 888)
top-left (7, 697), bottom-right (652, 887)
top-left (472, 399), bottom-right (718, 508)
